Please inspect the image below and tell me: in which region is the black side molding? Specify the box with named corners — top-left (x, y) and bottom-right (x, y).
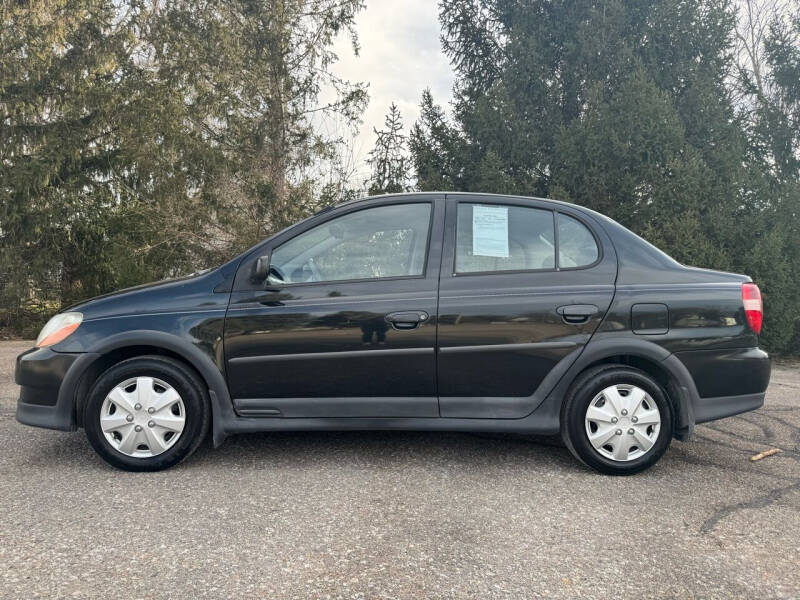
top-left (439, 341), bottom-right (577, 354)
top-left (229, 347), bottom-right (433, 364)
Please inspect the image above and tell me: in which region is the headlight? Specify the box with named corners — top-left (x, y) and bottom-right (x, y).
top-left (36, 312), bottom-right (83, 348)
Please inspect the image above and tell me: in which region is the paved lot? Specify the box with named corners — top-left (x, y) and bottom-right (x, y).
top-left (1, 340), bottom-right (799, 599)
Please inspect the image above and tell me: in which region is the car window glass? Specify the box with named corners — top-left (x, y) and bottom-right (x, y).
top-left (270, 203), bottom-right (431, 284)
top-left (456, 203), bottom-right (555, 273)
top-left (558, 213), bottom-right (599, 268)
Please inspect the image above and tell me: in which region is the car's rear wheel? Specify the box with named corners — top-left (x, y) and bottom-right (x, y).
top-left (561, 365), bottom-right (673, 475)
top-left (83, 356), bottom-right (210, 471)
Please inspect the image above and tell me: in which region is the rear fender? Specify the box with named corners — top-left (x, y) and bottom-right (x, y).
top-left (542, 335), bottom-right (699, 440)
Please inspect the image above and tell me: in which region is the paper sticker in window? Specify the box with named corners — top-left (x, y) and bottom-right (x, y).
top-left (472, 205), bottom-right (509, 258)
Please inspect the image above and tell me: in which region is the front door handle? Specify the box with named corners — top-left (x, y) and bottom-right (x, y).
top-left (385, 311), bottom-right (429, 330)
top-left (557, 304), bottom-right (599, 324)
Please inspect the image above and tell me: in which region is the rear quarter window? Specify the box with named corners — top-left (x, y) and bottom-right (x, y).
top-left (558, 213), bottom-right (599, 268)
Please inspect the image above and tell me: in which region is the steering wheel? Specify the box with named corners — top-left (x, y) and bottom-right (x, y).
top-left (268, 264), bottom-right (287, 283)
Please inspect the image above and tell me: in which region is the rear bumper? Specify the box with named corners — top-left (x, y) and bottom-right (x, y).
top-left (675, 346), bottom-right (770, 424)
top-left (15, 347), bottom-right (92, 431)
top-left (693, 392), bottom-right (765, 424)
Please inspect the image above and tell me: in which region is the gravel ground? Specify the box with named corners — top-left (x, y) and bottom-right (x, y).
top-left (1, 339), bottom-right (799, 599)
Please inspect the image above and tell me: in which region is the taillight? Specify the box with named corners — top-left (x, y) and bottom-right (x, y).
top-left (742, 283), bottom-right (763, 335)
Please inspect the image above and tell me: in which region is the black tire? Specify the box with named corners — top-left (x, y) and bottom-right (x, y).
top-left (83, 356), bottom-right (210, 471)
top-left (561, 365), bottom-right (673, 475)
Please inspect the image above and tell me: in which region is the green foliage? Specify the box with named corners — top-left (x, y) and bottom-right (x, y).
top-left (743, 8), bottom-right (800, 351)
top-left (0, 0), bottom-right (365, 334)
top-left (148, 0), bottom-right (367, 244)
top-left (366, 103), bottom-right (411, 195)
top-left (410, 89), bottom-right (463, 191)
top-left (1, 0), bottom-right (798, 355)
top-left (1, 0), bottom-right (194, 326)
top-left (410, 0), bottom-right (800, 354)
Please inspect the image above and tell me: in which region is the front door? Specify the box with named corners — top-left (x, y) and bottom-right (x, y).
top-left (436, 195), bottom-right (617, 418)
top-left (224, 196), bottom-right (444, 418)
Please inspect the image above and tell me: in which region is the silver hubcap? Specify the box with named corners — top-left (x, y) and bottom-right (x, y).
top-left (584, 384), bottom-right (661, 462)
top-left (100, 377), bottom-right (186, 458)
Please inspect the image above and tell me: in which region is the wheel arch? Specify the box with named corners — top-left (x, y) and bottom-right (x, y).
top-left (548, 337), bottom-right (699, 440)
top-left (62, 331), bottom-right (235, 446)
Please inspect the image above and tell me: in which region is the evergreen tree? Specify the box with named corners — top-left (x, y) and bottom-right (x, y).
top-left (0, 0), bottom-right (200, 330)
top-left (366, 103), bottom-right (410, 195)
top-left (147, 0), bottom-right (367, 246)
top-left (411, 0), bottom-right (800, 353)
top-left (0, 0), bottom-right (366, 335)
top-left (410, 89), bottom-right (462, 191)
top-left (736, 6), bottom-right (800, 352)
top-left (418, 0), bottom-right (746, 232)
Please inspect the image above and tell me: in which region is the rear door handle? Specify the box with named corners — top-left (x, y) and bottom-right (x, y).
top-left (557, 304), bottom-right (599, 324)
top-left (385, 311), bottom-right (429, 330)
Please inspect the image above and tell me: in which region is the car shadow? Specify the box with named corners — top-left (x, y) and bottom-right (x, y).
top-left (188, 429), bottom-right (580, 472)
top-left (15, 425), bottom-right (580, 474)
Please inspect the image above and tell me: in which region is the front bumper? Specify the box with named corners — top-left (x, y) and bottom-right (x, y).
top-left (15, 347), bottom-right (91, 431)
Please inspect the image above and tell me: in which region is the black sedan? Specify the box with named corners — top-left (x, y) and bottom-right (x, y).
top-left (15, 193), bottom-right (770, 473)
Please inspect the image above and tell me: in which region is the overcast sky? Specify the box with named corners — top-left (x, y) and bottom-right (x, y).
top-left (327, 0), bottom-right (455, 181)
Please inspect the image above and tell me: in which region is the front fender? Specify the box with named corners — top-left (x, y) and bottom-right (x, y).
top-left (61, 330), bottom-right (236, 446)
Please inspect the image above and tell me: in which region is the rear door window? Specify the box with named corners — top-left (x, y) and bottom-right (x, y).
top-left (455, 204), bottom-right (555, 273)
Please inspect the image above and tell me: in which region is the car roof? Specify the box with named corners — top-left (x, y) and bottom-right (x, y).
top-left (329, 191), bottom-right (615, 219)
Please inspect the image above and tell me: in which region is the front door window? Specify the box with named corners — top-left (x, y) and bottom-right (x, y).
top-left (269, 203), bottom-right (432, 284)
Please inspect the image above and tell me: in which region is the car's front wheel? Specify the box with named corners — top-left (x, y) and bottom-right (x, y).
top-left (561, 365), bottom-right (673, 475)
top-left (83, 356), bottom-right (210, 471)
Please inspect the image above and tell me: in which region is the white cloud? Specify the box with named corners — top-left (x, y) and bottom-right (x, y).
top-left (325, 0), bottom-right (455, 183)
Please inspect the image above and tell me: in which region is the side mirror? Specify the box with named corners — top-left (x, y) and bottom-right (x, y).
top-left (266, 273), bottom-right (284, 288)
top-left (251, 255), bottom-right (270, 282)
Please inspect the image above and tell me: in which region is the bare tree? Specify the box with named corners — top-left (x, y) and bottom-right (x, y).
top-left (731, 0), bottom-right (792, 105)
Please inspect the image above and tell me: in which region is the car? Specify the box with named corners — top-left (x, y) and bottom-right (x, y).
top-left (15, 192), bottom-right (771, 474)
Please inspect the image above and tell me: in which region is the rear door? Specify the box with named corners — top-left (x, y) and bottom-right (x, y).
top-left (224, 195), bottom-right (445, 418)
top-left (436, 195), bottom-right (617, 418)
